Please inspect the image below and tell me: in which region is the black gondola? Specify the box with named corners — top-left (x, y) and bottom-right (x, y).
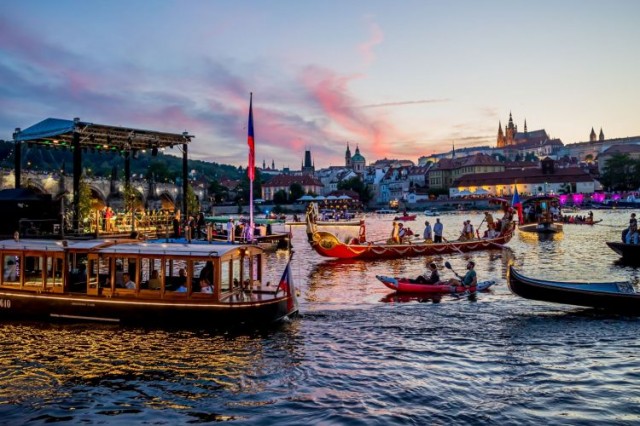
top-left (508, 265), bottom-right (640, 313)
top-left (606, 241), bottom-right (640, 263)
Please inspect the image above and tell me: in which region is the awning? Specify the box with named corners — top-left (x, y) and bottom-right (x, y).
top-left (14, 117), bottom-right (194, 152)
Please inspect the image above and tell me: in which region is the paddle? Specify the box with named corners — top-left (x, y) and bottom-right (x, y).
top-left (444, 261), bottom-right (462, 280)
top-left (442, 237), bottom-right (464, 254)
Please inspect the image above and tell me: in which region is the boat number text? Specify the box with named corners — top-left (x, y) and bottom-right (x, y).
top-left (0, 299), bottom-right (11, 309)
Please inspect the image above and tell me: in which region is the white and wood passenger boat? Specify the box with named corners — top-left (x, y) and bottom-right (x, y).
top-left (0, 238), bottom-right (298, 327)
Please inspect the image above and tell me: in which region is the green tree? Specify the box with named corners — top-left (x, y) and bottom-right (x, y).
top-left (289, 182), bottom-right (305, 201)
top-left (600, 154), bottom-right (637, 190)
top-left (78, 177), bottom-right (93, 230)
top-left (273, 190), bottom-right (288, 204)
top-left (338, 177), bottom-right (373, 205)
top-left (207, 179), bottom-right (228, 203)
top-left (186, 184), bottom-right (200, 216)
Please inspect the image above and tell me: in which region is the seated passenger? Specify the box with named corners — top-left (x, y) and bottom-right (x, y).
top-left (199, 278), bottom-right (213, 294)
top-left (413, 262), bottom-right (440, 284)
top-left (123, 272), bottom-right (136, 290)
top-left (148, 269), bottom-right (161, 290)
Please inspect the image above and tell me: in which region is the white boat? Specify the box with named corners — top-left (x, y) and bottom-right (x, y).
top-left (424, 210), bottom-right (438, 216)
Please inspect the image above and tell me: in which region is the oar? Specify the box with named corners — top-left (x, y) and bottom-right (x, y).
top-left (442, 237), bottom-right (463, 254)
top-left (444, 261), bottom-right (462, 280)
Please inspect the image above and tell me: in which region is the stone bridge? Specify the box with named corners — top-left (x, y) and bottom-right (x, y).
top-left (0, 169), bottom-right (208, 211)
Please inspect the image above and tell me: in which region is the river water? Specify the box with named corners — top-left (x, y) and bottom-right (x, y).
top-left (1, 209), bottom-right (639, 425)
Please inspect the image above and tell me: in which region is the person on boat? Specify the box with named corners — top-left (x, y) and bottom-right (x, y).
top-left (625, 213), bottom-right (638, 244)
top-left (446, 261), bottom-right (477, 288)
top-left (123, 272), bottom-right (136, 290)
top-left (588, 211), bottom-right (594, 224)
top-left (227, 218), bottom-right (235, 243)
top-left (199, 278), bottom-right (213, 294)
top-left (390, 221), bottom-right (400, 243)
top-left (148, 270), bottom-right (161, 290)
top-left (484, 211), bottom-right (495, 231)
top-left (397, 223), bottom-right (407, 242)
top-left (433, 219), bottom-right (443, 243)
top-left (414, 262), bottom-right (440, 284)
top-left (293, 214), bottom-right (300, 222)
top-left (4, 258), bottom-right (17, 281)
top-left (174, 268), bottom-right (187, 292)
top-left (423, 221), bottom-right (432, 242)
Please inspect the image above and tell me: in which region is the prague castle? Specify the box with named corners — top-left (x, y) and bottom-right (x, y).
top-left (496, 112), bottom-right (550, 148)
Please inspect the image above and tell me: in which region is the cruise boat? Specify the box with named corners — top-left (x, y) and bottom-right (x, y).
top-left (0, 238), bottom-right (298, 326)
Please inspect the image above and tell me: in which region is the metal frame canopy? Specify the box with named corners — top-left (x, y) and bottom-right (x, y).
top-left (12, 117), bottom-right (195, 234)
top-left (14, 117), bottom-right (193, 152)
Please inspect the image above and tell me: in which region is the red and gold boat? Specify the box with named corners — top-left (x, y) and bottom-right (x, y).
top-left (306, 212), bottom-right (515, 260)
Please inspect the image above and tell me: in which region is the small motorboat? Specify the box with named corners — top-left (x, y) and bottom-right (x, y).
top-left (508, 265), bottom-right (640, 313)
top-left (376, 275), bottom-right (496, 295)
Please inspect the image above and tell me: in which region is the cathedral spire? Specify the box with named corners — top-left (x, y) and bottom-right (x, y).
top-left (524, 119), bottom-right (528, 133)
top-left (590, 127), bottom-right (597, 142)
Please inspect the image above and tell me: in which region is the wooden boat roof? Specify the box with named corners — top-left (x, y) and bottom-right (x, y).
top-left (0, 239), bottom-right (113, 252)
top-left (96, 241), bottom-right (257, 258)
top-left (0, 239), bottom-right (260, 258)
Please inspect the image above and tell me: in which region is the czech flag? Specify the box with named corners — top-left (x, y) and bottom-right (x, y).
top-left (247, 93), bottom-right (255, 182)
top-left (511, 187), bottom-right (523, 223)
top-left (276, 256), bottom-right (298, 314)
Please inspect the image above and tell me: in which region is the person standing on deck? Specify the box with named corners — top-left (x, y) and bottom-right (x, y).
top-left (227, 218), bottom-right (235, 243)
top-left (433, 218), bottom-right (443, 243)
top-left (423, 221), bottom-right (432, 242)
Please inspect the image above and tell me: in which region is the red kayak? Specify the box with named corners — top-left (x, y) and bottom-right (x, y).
top-left (376, 275), bottom-right (496, 294)
top-left (393, 214), bottom-right (417, 221)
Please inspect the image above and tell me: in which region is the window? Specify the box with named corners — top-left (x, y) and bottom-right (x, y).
top-left (3, 254), bottom-right (19, 285)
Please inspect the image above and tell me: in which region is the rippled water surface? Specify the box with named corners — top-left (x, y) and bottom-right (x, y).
top-left (2, 210), bottom-right (640, 425)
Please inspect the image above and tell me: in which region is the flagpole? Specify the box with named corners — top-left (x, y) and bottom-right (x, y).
top-left (248, 93), bottom-right (255, 242)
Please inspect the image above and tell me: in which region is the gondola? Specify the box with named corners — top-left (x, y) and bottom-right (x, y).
top-left (393, 214), bottom-right (417, 221)
top-left (508, 265), bottom-right (640, 313)
top-left (376, 275), bottom-right (495, 294)
top-left (606, 241), bottom-right (640, 262)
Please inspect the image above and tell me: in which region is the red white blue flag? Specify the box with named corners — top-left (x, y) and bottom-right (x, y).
top-left (276, 256), bottom-right (298, 313)
top-left (247, 93), bottom-right (255, 181)
top-left (511, 186), bottom-right (521, 207)
top-left (511, 186), bottom-right (523, 223)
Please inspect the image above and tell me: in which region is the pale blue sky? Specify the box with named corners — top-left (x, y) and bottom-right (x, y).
top-left (1, 1), bottom-right (638, 168)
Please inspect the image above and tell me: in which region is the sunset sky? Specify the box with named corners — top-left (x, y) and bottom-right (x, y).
top-left (1, 1), bottom-right (639, 169)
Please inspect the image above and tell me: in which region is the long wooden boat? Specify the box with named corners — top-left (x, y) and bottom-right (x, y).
top-left (606, 241), bottom-right (640, 262)
top-left (508, 265), bottom-right (640, 312)
top-left (308, 222), bottom-right (515, 260)
top-left (285, 220), bottom-right (361, 227)
top-left (376, 275), bottom-right (496, 294)
top-left (0, 238), bottom-right (298, 326)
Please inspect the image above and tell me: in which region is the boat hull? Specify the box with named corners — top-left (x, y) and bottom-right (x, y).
top-left (508, 266), bottom-right (640, 313)
top-left (394, 215), bottom-right (417, 221)
top-left (606, 241), bottom-right (640, 262)
top-left (310, 225), bottom-right (514, 259)
top-left (376, 276), bottom-right (495, 294)
top-left (0, 289), bottom-right (295, 326)
top-left (518, 222), bottom-right (563, 233)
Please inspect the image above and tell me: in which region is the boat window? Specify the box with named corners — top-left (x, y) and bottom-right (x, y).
top-left (140, 257), bottom-right (162, 291)
top-left (113, 257), bottom-right (137, 288)
top-left (164, 258), bottom-right (187, 292)
top-left (44, 256), bottom-right (63, 289)
top-left (220, 260), bottom-right (231, 293)
top-left (231, 258), bottom-right (241, 291)
top-left (193, 260), bottom-right (214, 295)
top-left (2, 254), bottom-right (20, 285)
top-left (24, 255), bottom-right (44, 289)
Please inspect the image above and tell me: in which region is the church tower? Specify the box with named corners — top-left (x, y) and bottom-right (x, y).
top-left (497, 122), bottom-right (505, 148)
top-left (345, 143), bottom-right (352, 168)
top-left (599, 128), bottom-right (605, 141)
top-left (505, 112), bottom-right (517, 146)
top-left (589, 127), bottom-right (597, 142)
top-left (351, 145), bottom-right (366, 173)
top-left (302, 150), bottom-right (314, 175)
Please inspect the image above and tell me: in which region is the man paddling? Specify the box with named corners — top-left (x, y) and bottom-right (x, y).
top-left (446, 261), bottom-right (477, 288)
